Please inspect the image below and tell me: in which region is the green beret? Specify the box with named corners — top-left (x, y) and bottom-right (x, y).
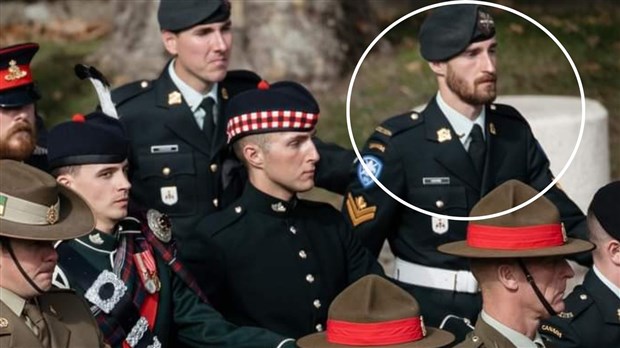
top-left (158, 0), bottom-right (231, 32)
top-left (419, 4), bottom-right (495, 62)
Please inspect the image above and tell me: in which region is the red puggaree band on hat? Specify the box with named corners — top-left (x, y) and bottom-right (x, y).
top-left (467, 223), bottom-right (566, 250)
top-left (326, 316), bottom-right (426, 346)
top-left (226, 110), bottom-right (318, 143)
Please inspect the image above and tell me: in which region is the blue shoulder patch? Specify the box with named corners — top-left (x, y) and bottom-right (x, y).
top-left (357, 155), bottom-right (383, 188)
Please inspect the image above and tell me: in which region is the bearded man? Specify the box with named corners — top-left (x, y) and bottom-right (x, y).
top-left (342, 4), bottom-right (588, 342)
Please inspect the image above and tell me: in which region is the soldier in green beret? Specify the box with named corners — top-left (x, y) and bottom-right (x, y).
top-left (0, 160), bottom-right (107, 347)
top-left (342, 4), bottom-right (589, 340)
top-left (439, 180), bottom-right (594, 348)
top-left (539, 181), bottom-right (620, 348)
top-left (111, 0), bottom-right (354, 257)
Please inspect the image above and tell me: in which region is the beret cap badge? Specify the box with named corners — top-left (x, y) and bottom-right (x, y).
top-left (477, 10), bottom-right (495, 36)
top-left (5, 60), bottom-right (27, 81)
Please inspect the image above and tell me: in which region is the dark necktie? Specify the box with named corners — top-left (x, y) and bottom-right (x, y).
top-left (24, 301), bottom-right (50, 347)
top-left (200, 97), bottom-right (216, 141)
top-left (468, 124), bottom-right (486, 175)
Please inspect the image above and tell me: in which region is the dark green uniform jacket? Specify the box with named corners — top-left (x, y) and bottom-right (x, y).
top-left (454, 317), bottom-right (518, 348)
top-left (54, 214), bottom-right (293, 348)
top-left (183, 183), bottom-right (384, 339)
top-left (540, 269), bottom-right (620, 348)
top-left (0, 289), bottom-right (105, 348)
top-left (343, 97), bottom-right (589, 326)
top-left (112, 64), bottom-right (354, 249)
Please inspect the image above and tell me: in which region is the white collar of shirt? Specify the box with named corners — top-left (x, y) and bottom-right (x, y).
top-left (168, 59), bottom-right (219, 112)
top-left (593, 265), bottom-right (620, 300)
top-left (481, 310), bottom-right (546, 348)
top-left (0, 286), bottom-right (26, 317)
top-left (436, 92), bottom-right (486, 148)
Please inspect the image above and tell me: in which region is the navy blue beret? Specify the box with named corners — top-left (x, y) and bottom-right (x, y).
top-left (419, 5), bottom-right (495, 62)
top-left (0, 42), bottom-right (41, 107)
top-left (225, 80), bottom-right (319, 144)
top-left (590, 181), bottom-right (620, 241)
top-left (47, 112), bottom-right (129, 169)
top-left (158, 0), bottom-right (231, 32)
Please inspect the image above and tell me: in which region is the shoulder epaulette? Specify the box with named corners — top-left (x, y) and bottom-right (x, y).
top-left (220, 70), bottom-right (262, 100)
top-left (111, 79), bottom-right (153, 107)
top-left (368, 111), bottom-right (423, 144)
top-left (201, 203), bottom-right (247, 237)
top-left (490, 103), bottom-right (528, 124)
top-left (559, 286), bottom-right (593, 321)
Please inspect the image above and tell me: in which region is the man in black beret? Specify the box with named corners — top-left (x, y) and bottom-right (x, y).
top-left (540, 181), bottom-right (620, 348)
top-left (182, 80), bottom-right (383, 339)
top-left (111, 0), bottom-right (354, 255)
top-left (343, 4), bottom-right (589, 341)
top-left (0, 42), bottom-right (48, 171)
top-left (47, 110), bottom-right (296, 347)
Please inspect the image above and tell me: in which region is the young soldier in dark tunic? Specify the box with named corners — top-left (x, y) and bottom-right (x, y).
top-left (0, 160), bottom-right (106, 348)
top-left (47, 112), bottom-right (295, 348)
top-left (342, 4), bottom-right (589, 340)
top-left (438, 180), bottom-right (594, 348)
top-left (183, 80), bottom-right (383, 339)
top-left (540, 181), bottom-right (620, 348)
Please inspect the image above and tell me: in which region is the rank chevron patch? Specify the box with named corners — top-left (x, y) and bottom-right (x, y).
top-left (346, 193), bottom-right (377, 227)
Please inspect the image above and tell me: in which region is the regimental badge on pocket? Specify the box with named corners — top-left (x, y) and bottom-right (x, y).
top-left (432, 216), bottom-right (449, 234)
top-left (160, 186), bottom-right (178, 206)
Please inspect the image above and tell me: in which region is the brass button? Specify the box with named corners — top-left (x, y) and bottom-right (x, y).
top-left (210, 164), bottom-right (218, 172)
top-left (313, 299), bottom-right (321, 308)
top-left (213, 199), bottom-right (218, 207)
top-left (472, 336), bottom-right (479, 342)
top-left (299, 250), bottom-right (307, 259)
top-left (162, 167), bottom-right (171, 176)
top-left (580, 294), bottom-right (588, 300)
top-left (410, 113), bottom-right (419, 120)
top-left (235, 206), bottom-right (242, 214)
top-left (435, 200), bottom-right (445, 209)
top-left (315, 323), bottom-right (323, 332)
top-left (289, 226), bottom-right (297, 234)
top-left (140, 81), bottom-right (149, 88)
top-left (306, 274), bottom-right (315, 283)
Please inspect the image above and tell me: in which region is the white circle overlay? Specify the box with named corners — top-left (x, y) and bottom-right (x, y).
top-left (346, 0), bottom-right (586, 221)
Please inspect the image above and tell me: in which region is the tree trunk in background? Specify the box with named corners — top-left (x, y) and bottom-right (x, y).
top-left (89, 0), bottom-right (165, 85)
top-left (237, 0), bottom-right (378, 90)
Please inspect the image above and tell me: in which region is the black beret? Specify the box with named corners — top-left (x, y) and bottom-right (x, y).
top-left (0, 42), bottom-right (41, 107)
top-left (419, 5), bottom-right (495, 62)
top-left (225, 80), bottom-right (319, 144)
top-left (47, 112), bottom-right (129, 169)
top-left (158, 0), bottom-right (231, 32)
top-left (589, 181), bottom-right (620, 241)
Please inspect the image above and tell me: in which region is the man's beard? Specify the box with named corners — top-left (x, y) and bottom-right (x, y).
top-left (0, 123), bottom-right (37, 161)
top-left (446, 68), bottom-right (497, 106)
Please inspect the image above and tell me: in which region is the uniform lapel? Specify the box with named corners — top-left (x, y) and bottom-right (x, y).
top-left (481, 106), bottom-right (504, 195)
top-left (42, 311), bottom-right (70, 348)
top-left (475, 317), bottom-right (517, 348)
top-left (211, 85), bottom-right (229, 154)
top-left (0, 301), bottom-right (43, 348)
top-left (155, 69), bottom-right (213, 157)
top-left (423, 98), bottom-right (481, 192)
top-left (584, 271), bottom-right (620, 326)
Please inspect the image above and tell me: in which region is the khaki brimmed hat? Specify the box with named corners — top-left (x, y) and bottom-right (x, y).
top-left (297, 275), bottom-right (454, 348)
top-left (439, 180), bottom-right (594, 258)
top-left (0, 160), bottom-right (94, 240)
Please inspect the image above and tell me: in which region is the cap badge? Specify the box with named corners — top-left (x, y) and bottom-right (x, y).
top-left (420, 315), bottom-right (427, 337)
top-left (167, 91), bottom-right (182, 105)
top-left (89, 233), bottom-right (104, 245)
top-left (147, 209), bottom-right (172, 243)
top-left (437, 128), bottom-right (452, 143)
top-left (5, 60), bottom-right (27, 81)
top-left (46, 205), bottom-right (59, 225)
top-left (271, 202), bottom-right (287, 213)
top-left (561, 223), bottom-right (567, 243)
top-left (478, 10), bottom-right (495, 36)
